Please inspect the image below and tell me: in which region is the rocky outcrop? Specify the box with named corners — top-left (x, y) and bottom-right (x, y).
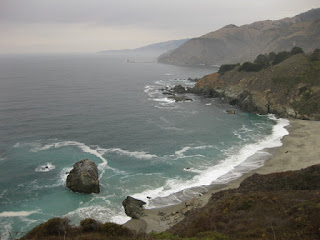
top-left (122, 196), bottom-right (146, 219)
top-left (159, 85), bottom-right (193, 102)
top-left (226, 109), bottom-right (236, 114)
top-left (168, 96), bottom-right (193, 102)
top-left (190, 52), bottom-right (320, 120)
top-left (66, 159), bottom-right (100, 194)
top-left (171, 85), bottom-right (187, 94)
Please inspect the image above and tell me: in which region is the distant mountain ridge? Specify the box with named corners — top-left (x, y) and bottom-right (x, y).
top-left (99, 39), bottom-right (189, 57)
top-left (158, 8), bottom-right (320, 65)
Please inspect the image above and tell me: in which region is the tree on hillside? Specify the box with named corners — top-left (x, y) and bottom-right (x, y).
top-left (254, 54), bottom-right (269, 64)
top-left (268, 52), bottom-right (276, 62)
top-left (291, 47), bottom-right (304, 55)
top-left (272, 51), bottom-right (291, 65)
top-left (310, 49), bottom-right (320, 61)
top-left (218, 63), bottom-right (240, 75)
top-left (239, 62), bottom-right (265, 72)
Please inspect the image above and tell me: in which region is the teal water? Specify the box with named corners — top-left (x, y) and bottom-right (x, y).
top-left (0, 54), bottom-right (288, 239)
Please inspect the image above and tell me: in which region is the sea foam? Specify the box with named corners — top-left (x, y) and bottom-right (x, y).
top-left (97, 147), bottom-right (157, 160)
top-left (35, 163), bottom-right (55, 172)
top-left (63, 205), bottom-right (130, 225)
top-left (132, 116), bottom-right (289, 208)
top-left (0, 211), bottom-right (38, 217)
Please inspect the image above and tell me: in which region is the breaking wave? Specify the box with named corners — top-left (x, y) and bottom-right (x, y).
top-left (132, 116), bottom-right (289, 208)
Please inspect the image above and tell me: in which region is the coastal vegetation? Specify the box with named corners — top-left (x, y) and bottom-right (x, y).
top-left (168, 164), bottom-right (320, 240)
top-left (19, 217), bottom-right (229, 240)
top-left (218, 63), bottom-right (240, 75)
top-left (192, 48), bottom-right (320, 120)
top-left (219, 47), bottom-right (305, 74)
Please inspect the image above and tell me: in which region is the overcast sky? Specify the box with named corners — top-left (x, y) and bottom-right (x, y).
top-left (0, 0), bottom-right (319, 54)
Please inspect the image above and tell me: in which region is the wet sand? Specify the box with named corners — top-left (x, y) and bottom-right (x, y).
top-left (123, 119), bottom-right (320, 233)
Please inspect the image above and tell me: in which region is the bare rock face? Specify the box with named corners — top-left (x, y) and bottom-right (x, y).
top-left (66, 159), bottom-right (100, 194)
top-left (122, 196), bottom-right (146, 219)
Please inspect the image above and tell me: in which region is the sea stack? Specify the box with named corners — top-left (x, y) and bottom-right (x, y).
top-left (66, 159), bottom-right (100, 194)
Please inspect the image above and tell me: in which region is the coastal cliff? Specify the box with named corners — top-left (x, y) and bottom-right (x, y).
top-left (158, 8), bottom-right (320, 66)
top-left (190, 49), bottom-right (320, 120)
top-left (168, 164), bottom-right (320, 240)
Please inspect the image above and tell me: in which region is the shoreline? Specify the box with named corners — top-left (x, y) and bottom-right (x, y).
top-left (124, 119), bottom-right (320, 233)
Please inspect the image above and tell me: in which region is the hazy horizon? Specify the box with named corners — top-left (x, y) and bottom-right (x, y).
top-left (1, 0), bottom-right (320, 54)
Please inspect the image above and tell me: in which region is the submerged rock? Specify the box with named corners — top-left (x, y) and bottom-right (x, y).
top-left (171, 85), bottom-right (187, 94)
top-left (162, 91), bottom-right (175, 96)
top-left (122, 196), bottom-right (146, 219)
top-left (66, 159), bottom-right (100, 194)
top-left (168, 96), bottom-right (193, 102)
top-left (226, 109), bottom-right (236, 114)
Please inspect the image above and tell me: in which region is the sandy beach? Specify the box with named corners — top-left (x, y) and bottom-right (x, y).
top-left (124, 119), bottom-right (320, 233)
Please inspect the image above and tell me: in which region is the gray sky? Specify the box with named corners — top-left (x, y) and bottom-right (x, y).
top-left (1, 0), bottom-right (319, 54)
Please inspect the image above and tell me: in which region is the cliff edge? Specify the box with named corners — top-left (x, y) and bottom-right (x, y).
top-left (191, 49), bottom-right (320, 120)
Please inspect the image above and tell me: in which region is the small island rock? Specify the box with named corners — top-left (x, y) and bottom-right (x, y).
top-left (122, 196), bottom-right (146, 219)
top-left (168, 95), bottom-right (193, 102)
top-left (226, 109), bottom-right (236, 114)
top-left (171, 85), bottom-right (187, 94)
top-left (66, 159), bottom-right (100, 194)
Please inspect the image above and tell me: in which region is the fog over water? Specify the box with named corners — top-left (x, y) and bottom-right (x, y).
top-left (0, 0), bottom-right (319, 54)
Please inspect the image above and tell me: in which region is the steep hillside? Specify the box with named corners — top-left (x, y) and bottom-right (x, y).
top-left (158, 8), bottom-right (320, 65)
top-left (169, 164), bottom-right (320, 240)
top-left (190, 49), bottom-right (320, 120)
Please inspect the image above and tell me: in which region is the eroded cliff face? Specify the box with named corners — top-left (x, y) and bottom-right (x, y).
top-left (190, 53), bottom-right (320, 120)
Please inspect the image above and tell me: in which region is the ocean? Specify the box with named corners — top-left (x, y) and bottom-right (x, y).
top-left (0, 54), bottom-right (288, 239)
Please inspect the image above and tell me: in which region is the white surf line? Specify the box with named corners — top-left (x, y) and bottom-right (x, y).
top-left (0, 211), bottom-right (38, 217)
top-left (133, 116), bottom-right (289, 208)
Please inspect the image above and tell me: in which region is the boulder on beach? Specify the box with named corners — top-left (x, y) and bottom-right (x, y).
top-left (122, 196), bottom-right (146, 219)
top-left (66, 159), bottom-right (100, 194)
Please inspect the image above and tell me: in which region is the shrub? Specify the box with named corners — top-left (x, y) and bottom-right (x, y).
top-left (310, 49), bottom-right (320, 61)
top-left (151, 232), bottom-right (182, 239)
top-left (272, 51), bottom-right (291, 65)
top-left (254, 54), bottom-right (269, 65)
top-left (195, 231), bottom-right (229, 240)
top-left (80, 218), bottom-right (100, 232)
top-left (22, 217), bottom-right (70, 238)
top-left (268, 52), bottom-right (276, 62)
top-left (218, 63), bottom-right (240, 75)
top-left (239, 62), bottom-right (265, 72)
top-left (99, 222), bottom-right (133, 237)
top-left (291, 46), bottom-right (304, 55)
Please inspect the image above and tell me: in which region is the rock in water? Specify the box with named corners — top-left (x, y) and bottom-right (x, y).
top-left (168, 95), bottom-right (193, 102)
top-left (171, 85), bottom-right (187, 94)
top-left (226, 109), bottom-right (236, 114)
top-left (66, 159), bottom-right (100, 194)
top-left (122, 196), bottom-right (146, 219)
